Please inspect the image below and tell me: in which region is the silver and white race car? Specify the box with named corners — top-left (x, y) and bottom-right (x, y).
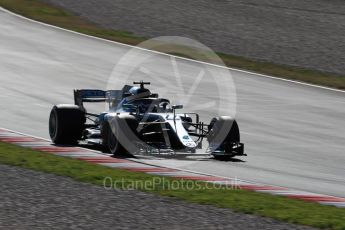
top-left (49, 81), bottom-right (245, 159)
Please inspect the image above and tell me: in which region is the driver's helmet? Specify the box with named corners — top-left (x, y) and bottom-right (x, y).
top-left (129, 87), bottom-right (151, 96)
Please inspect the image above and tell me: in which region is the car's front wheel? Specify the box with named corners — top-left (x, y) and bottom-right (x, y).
top-left (102, 121), bottom-right (127, 156)
top-left (108, 124), bottom-right (127, 156)
top-left (207, 116), bottom-right (241, 158)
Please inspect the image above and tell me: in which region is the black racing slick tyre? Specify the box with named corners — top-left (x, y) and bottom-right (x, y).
top-left (208, 116), bottom-right (240, 143)
top-left (102, 122), bottom-right (127, 156)
top-left (102, 115), bottom-right (138, 156)
top-left (49, 105), bottom-right (85, 144)
top-left (207, 116), bottom-right (241, 158)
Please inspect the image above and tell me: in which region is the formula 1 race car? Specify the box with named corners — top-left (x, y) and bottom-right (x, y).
top-left (48, 81), bottom-right (245, 159)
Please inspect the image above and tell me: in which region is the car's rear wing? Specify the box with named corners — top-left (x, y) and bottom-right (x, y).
top-left (74, 89), bottom-right (123, 110)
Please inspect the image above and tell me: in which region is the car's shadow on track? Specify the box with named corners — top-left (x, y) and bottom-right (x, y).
top-left (129, 153), bottom-right (246, 163)
top-left (70, 143), bottom-right (246, 163)
top-left (215, 157), bottom-right (245, 163)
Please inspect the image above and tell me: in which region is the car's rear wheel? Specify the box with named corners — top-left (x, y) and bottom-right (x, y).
top-left (49, 105), bottom-right (85, 144)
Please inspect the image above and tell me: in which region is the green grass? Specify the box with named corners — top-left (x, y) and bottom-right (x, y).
top-left (1, 141), bottom-right (345, 229)
top-left (0, 0), bottom-right (345, 89)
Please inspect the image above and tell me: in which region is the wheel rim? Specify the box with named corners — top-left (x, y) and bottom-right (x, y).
top-left (49, 110), bottom-right (57, 139)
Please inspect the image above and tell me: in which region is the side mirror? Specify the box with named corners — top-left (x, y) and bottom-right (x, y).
top-left (172, 105), bottom-right (183, 110)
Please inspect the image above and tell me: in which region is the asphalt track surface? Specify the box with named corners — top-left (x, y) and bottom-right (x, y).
top-left (0, 8), bottom-right (344, 198)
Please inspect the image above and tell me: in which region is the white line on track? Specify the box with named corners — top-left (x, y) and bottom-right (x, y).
top-left (2, 126), bottom-right (345, 208)
top-left (0, 127), bottom-right (285, 190)
top-left (1, 7), bottom-right (344, 94)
